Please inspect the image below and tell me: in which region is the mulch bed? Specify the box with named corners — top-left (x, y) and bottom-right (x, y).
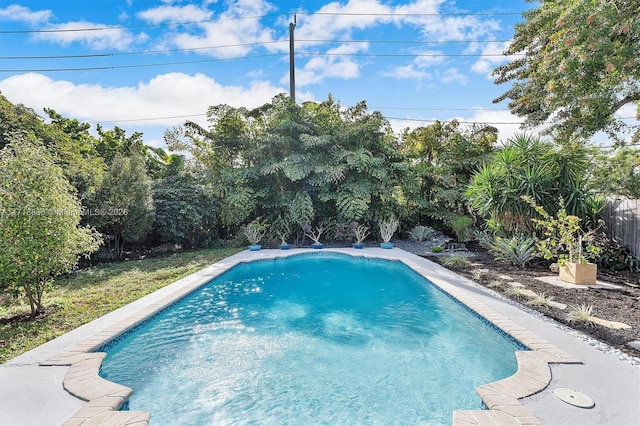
top-left (397, 240), bottom-right (640, 359)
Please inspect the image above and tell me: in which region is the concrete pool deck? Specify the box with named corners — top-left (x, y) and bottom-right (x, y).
top-left (1, 248), bottom-right (638, 425)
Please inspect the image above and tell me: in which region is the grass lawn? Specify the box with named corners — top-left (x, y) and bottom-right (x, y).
top-left (0, 247), bottom-right (242, 364)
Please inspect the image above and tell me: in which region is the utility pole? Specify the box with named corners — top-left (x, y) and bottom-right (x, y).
top-left (289, 14), bottom-right (296, 102)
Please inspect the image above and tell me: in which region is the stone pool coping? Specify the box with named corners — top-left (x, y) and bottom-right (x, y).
top-left (3, 248), bottom-right (638, 425)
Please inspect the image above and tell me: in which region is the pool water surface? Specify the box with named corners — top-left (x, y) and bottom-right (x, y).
top-left (98, 253), bottom-right (524, 424)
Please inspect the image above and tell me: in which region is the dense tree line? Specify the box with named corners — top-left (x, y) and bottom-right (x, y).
top-left (1, 88), bottom-right (638, 315)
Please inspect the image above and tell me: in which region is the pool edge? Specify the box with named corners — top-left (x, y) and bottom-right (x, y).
top-left (43, 248), bottom-right (582, 426)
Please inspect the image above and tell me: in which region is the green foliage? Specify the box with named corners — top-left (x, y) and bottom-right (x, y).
top-left (89, 154), bottom-right (155, 259)
top-left (220, 189), bottom-right (255, 229)
top-left (527, 292), bottom-right (554, 307)
top-left (590, 146), bottom-right (640, 198)
top-left (408, 225), bottom-right (436, 242)
top-left (596, 241), bottom-right (640, 272)
top-left (336, 184), bottom-right (371, 221)
top-left (448, 215), bottom-right (474, 242)
top-left (401, 120), bottom-right (496, 225)
top-left (431, 245), bottom-right (443, 253)
top-left (146, 146), bottom-right (185, 179)
top-left (524, 196), bottom-right (601, 265)
top-left (0, 96), bottom-right (106, 203)
top-left (488, 235), bottom-right (538, 269)
top-left (152, 170), bottom-right (219, 248)
top-left (493, 0), bottom-right (640, 143)
top-left (566, 304), bottom-right (595, 325)
top-left (441, 255), bottom-right (470, 268)
top-left (172, 95), bottom-right (408, 233)
top-left (0, 136), bottom-right (101, 316)
top-left (467, 134), bottom-right (599, 235)
top-left (289, 191), bottom-right (315, 226)
top-left (95, 125), bottom-right (147, 165)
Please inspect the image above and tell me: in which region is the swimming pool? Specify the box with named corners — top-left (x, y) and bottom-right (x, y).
top-left (97, 252), bottom-right (526, 424)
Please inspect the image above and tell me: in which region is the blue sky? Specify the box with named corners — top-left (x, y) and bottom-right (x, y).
top-left (1, 0), bottom-right (548, 149)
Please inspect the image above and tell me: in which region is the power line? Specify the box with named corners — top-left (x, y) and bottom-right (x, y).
top-left (0, 39), bottom-right (511, 60)
top-left (0, 51), bottom-right (519, 73)
top-left (386, 116), bottom-right (523, 125)
top-left (372, 106), bottom-right (510, 111)
top-left (0, 41), bottom-right (288, 60)
top-left (296, 52), bottom-right (515, 57)
top-left (0, 53), bottom-right (286, 72)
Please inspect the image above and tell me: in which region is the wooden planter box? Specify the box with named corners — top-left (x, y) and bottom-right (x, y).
top-left (559, 262), bottom-right (597, 285)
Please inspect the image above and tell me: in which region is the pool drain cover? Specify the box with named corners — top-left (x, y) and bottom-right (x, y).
top-left (553, 387), bottom-right (595, 408)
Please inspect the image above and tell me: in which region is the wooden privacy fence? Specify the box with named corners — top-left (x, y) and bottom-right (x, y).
top-left (603, 198), bottom-right (640, 257)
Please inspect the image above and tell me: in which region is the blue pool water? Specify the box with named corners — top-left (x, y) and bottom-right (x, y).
top-left (98, 253), bottom-right (524, 425)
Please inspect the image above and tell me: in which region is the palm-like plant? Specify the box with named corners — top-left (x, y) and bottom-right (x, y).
top-left (488, 235), bottom-right (538, 269)
top-left (467, 133), bottom-right (598, 236)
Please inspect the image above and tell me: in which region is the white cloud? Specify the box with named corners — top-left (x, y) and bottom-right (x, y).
top-left (0, 4), bottom-right (52, 25)
top-left (296, 0), bottom-right (395, 41)
top-left (471, 40), bottom-right (512, 76)
top-left (0, 72), bottom-right (285, 147)
top-left (137, 5), bottom-right (212, 24)
top-left (383, 64), bottom-right (432, 81)
top-left (383, 50), bottom-right (444, 81)
top-left (292, 44), bottom-right (363, 87)
top-left (290, 0), bottom-right (507, 86)
top-left (440, 67), bottom-right (468, 84)
top-left (138, 0), bottom-right (276, 58)
top-left (33, 21), bottom-right (138, 51)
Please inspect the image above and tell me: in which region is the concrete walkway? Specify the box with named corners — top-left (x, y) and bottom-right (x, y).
top-left (1, 248), bottom-right (638, 425)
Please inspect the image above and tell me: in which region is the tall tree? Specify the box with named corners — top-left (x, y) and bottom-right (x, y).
top-left (590, 146), bottom-right (640, 198)
top-left (493, 0), bottom-right (640, 143)
top-left (0, 96), bottom-right (105, 201)
top-left (90, 154), bottom-right (155, 258)
top-left (0, 135), bottom-right (101, 316)
top-left (166, 95), bottom-right (409, 238)
top-left (95, 125), bottom-right (147, 165)
top-left (401, 120), bottom-right (496, 226)
top-left (152, 167), bottom-right (219, 248)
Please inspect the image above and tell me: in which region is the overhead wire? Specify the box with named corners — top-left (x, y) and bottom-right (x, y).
top-left (1, 38), bottom-right (511, 60)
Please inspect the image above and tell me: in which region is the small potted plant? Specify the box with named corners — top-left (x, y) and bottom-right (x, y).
top-left (303, 224), bottom-right (324, 249)
top-left (379, 217), bottom-right (399, 249)
top-left (526, 196), bottom-right (601, 285)
top-left (352, 224), bottom-right (370, 249)
top-left (242, 218), bottom-right (267, 251)
top-left (278, 231), bottom-right (291, 250)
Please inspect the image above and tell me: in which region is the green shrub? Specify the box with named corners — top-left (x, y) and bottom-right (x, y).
top-left (527, 292), bottom-right (554, 307)
top-left (408, 225), bottom-right (436, 242)
top-left (489, 235), bottom-right (537, 269)
top-left (441, 255), bottom-right (469, 268)
top-left (431, 245), bottom-right (443, 253)
top-left (566, 304), bottom-right (595, 325)
top-left (474, 230), bottom-right (494, 250)
top-left (596, 242), bottom-right (640, 272)
top-left (448, 215), bottom-right (473, 242)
